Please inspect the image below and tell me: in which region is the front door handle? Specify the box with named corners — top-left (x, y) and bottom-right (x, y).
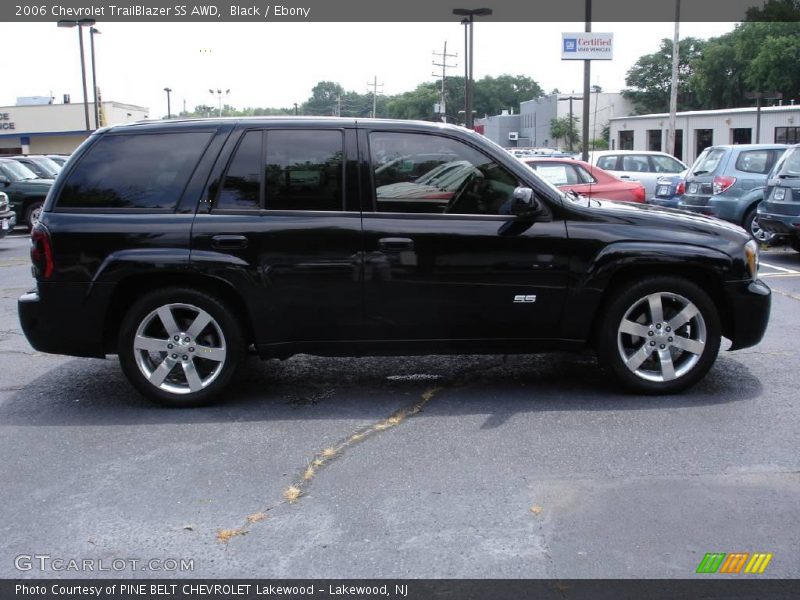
top-left (211, 235), bottom-right (249, 250)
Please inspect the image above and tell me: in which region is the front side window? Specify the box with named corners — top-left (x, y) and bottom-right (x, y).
top-left (58, 132), bottom-right (212, 209)
top-left (650, 155), bottom-right (685, 173)
top-left (370, 132), bottom-right (519, 215)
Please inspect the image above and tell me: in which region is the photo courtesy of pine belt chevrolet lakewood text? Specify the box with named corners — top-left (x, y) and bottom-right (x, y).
top-left (17, 118), bottom-right (771, 407)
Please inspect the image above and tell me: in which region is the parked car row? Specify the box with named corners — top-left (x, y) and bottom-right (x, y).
top-left (0, 154), bottom-right (66, 230)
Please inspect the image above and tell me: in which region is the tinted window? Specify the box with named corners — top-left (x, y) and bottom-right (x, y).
top-left (734, 150), bottom-right (772, 174)
top-left (58, 132), bottom-right (212, 209)
top-left (370, 132), bottom-right (519, 215)
top-left (264, 130), bottom-right (344, 211)
top-left (217, 131), bottom-right (262, 210)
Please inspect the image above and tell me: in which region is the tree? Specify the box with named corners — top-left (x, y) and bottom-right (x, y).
top-left (302, 81), bottom-right (345, 116)
top-left (550, 115), bottom-right (581, 151)
top-left (622, 37), bottom-right (706, 114)
top-left (473, 74), bottom-right (543, 118)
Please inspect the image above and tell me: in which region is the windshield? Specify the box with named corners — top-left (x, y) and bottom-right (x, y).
top-left (31, 157), bottom-right (61, 176)
top-left (0, 160), bottom-right (38, 180)
top-left (773, 147), bottom-right (800, 177)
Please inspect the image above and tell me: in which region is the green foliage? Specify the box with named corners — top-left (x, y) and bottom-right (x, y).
top-left (622, 37), bottom-right (707, 114)
top-left (550, 115), bottom-right (581, 151)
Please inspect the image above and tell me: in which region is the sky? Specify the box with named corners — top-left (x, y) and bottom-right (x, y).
top-left (2, 21), bottom-right (738, 118)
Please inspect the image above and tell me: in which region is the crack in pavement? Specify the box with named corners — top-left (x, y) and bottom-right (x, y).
top-left (215, 384), bottom-right (443, 545)
top-left (214, 356), bottom-right (513, 545)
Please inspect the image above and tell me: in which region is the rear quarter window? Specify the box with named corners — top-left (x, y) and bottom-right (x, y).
top-left (57, 132), bottom-right (213, 209)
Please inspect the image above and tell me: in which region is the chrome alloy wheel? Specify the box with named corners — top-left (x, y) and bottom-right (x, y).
top-left (616, 292), bottom-right (707, 383)
top-left (133, 303), bottom-right (227, 395)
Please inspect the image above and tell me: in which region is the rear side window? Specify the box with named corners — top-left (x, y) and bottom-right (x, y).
top-left (58, 132), bottom-right (212, 209)
top-left (650, 155), bottom-right (685, 173)
top-left (217, 131), bottom-right (262, 210)
top-left (622, 155), bottom-right (650, 172)
top-left (734, 150), bottom-right (773, 174)
top-left (597, 156), bottom-right (617, 170)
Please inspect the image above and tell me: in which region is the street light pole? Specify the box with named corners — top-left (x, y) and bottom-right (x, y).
top-left (89, 27), bottom-right (101, 129)
top-left (453, 7), bottom-right (492, 130)
top-left (58, 19), bottom-right (95, 132)
top-left (163, 87), bottom-right (172, 119)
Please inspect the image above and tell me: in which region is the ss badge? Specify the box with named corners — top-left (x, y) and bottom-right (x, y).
top-left (513, 295), bottom-right (537, 303)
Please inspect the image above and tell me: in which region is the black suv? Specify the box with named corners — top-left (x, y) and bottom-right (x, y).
top-left (18, 118), bottom-right (771, 407)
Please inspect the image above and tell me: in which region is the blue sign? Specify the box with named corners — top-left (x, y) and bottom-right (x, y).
top-left (563, 38), bottom-right (577, 52)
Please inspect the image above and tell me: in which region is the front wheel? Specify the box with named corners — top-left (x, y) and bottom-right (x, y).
top-left (744, 207), bottom-right (775, 245)
top-left (118, 288), bottom-right (245, 407)
top-left (596, 276), bottom-right (721, 394)
top-left (25, 200), bottom-right (43, 229)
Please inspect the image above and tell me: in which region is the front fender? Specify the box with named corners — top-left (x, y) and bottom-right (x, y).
top-left (561, 241), bottom-right (734, 341)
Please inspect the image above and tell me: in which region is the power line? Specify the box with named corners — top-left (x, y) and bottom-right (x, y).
top-left (432, 41), bottom-right (458, 123)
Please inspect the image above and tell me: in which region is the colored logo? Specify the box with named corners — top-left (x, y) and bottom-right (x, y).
top-left (563, 38), bottom-right (577, 52)
top-left (696, 552), bottom-right (773, 574)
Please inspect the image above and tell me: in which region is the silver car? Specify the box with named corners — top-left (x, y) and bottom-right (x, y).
top-left (588, 150), bottom-right (687, 198)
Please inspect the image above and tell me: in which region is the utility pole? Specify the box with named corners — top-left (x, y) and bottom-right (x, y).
top-left (581, 0), bottom-right (591, 160)
top-left (432, 41), bottom-right (458, 123)
top-left (667, 0), bottom-right (681, 157)
top-left (367, 76), bottom-right (383, 118)
top-left (558, 94), bottom-right (582, 152)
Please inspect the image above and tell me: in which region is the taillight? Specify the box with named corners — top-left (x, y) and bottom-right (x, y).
top-left (633, 185), bottom-right (645, 203)
top-left (676, 181), bottom-right (685, 195)
top-left (30, 223), bottom-right (54, 279)
top-left (712, 175), bottom-right (736, 195)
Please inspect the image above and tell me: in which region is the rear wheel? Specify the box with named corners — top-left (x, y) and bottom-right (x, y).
top-left (118, 288), bottom-right (244, 407)
top-left (744, 207), bottom-right (775, 245)
top-left (789, 237), bottom-right (800, 253)
top-left (596, 276), bottom-right (721, 394)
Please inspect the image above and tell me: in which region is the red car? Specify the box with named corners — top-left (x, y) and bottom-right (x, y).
top-left (521, 157), bottom-right (646, 203)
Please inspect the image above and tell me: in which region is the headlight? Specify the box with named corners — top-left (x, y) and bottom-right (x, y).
top-left (744, 239), bottom-right (759, 280)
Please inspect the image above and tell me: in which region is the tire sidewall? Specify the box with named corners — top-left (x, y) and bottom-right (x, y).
top-left (118, 287), bottom-right (244, 407)
top-left (596, 276), bottom-right (722, 394)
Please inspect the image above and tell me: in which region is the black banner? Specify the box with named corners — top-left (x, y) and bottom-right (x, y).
top-left (0, 0), bottom-right (784, 23)
top-left (3, 579), bottom-right (800, 600)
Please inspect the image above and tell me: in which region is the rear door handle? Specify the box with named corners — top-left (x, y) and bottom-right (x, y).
top-left (211, 235), bottom-right (249, 250)
top-left (378, 237), bottom-right (414, 251)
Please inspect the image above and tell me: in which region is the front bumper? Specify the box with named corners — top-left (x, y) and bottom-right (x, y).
top-left (0, 210), bottom-right (16, 238)
top-left (724, 279), bottom-right (771, 351)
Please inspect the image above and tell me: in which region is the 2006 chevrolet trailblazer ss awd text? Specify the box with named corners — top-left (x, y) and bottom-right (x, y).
top-left (18, 118), bottom-right (770, 407)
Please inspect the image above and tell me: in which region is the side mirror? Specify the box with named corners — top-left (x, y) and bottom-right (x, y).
top-left (510, 186), bottom-right (542, 216)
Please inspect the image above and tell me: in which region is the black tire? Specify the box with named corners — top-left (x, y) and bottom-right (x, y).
top-left (744, 207), bottom-right (775, 245)
top-left (118, 287), bottom-right (245, 407)
top-left (596, 276), bottom-right (721, 394)
top-left (789, 237), bottom-right (800, 253)
top-left (25, 200), bottom-right (43, 230)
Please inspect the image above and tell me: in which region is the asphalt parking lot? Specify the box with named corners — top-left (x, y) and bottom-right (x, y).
top-left (1, 229), bottom-right (798, 579)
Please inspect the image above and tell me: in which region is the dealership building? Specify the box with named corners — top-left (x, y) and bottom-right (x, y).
top-left (608, 104), bottom-right (800, 164)
top-left (0, 99), bottom-right (150, 156)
